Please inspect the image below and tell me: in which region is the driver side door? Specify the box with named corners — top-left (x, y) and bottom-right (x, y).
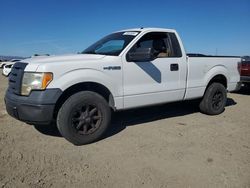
top-left (122, 32), bottom-right (187, 109)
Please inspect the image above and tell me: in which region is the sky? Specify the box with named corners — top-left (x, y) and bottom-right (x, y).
top-left (0, 0), bottom-right (249, 57)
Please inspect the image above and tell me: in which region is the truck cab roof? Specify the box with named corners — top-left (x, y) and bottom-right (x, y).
top-left (118, 27), bottom-right (176, 33)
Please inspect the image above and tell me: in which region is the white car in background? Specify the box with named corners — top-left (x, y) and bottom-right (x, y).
top-left (0, 59), bottom-right (21, 68)
top-left (2, 63), bottom-right (15, 77)
top-left (2, 59), bottom-right (21, 77)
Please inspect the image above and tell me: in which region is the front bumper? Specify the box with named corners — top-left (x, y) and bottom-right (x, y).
top-left (5, 89), bottom-right (62, 125)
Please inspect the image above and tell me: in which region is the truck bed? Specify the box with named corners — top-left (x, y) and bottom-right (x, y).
top-left (184, 55), bottom-right (241, 100)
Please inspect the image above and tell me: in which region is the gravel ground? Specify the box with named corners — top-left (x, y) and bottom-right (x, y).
top-left (0, 75), bottom-right (249, 188)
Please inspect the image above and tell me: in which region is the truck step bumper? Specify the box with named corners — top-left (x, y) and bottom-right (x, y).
top-left (241, 76), bottom-right (250, 83)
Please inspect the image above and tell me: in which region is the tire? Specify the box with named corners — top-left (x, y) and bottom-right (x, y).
top-left (199, 83), bottom-right (227, 115)
top-left (57, 91), bottom-right (111, 145)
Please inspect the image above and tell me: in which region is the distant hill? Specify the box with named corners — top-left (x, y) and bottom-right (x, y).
top-left (0, 55), bottom-right (27, 61)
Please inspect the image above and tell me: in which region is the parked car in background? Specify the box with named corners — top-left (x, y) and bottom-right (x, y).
top-left (0, 59), bottom-right (21, 68)
top-left (240, 56), bottom-right (250, 87)
top-left (2, 63), bottom-right (14, 77)
top-left (0, 60), bottom-right (4, 68)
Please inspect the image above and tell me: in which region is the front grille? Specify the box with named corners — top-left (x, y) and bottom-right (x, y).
top-left (8, 62), bottom-right (28, 95)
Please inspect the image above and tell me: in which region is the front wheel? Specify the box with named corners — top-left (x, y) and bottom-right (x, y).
top-left (199, 83), bottom-right (227, 115)
top-left (57, 91), bottom-right (111, 145)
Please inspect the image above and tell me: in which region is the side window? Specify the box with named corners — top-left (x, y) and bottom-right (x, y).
top-left (138, 40), bottom-right (153, 48)
top-left (129, 32), bottom-right (182, 58)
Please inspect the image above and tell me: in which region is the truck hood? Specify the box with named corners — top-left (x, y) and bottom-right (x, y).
top-left (22, 54), bottom-right (106, 65)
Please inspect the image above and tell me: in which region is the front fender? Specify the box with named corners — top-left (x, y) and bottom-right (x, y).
top-left (47, 68), bottom-right (122, 98)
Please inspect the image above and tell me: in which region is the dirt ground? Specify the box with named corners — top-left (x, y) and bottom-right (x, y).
top-left (0, 75), bottom-right (249, 188)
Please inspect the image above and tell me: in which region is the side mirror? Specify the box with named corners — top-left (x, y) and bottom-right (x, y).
top-left (127, 48), bottom-right (155, 62)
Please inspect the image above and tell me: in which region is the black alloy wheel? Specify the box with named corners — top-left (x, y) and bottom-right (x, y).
top-left (211, 90), bottom-right (223, 111)
top-left (71, 104), bottom-right (102, 135)
top-left (57, 91), bottom-right (111, 145)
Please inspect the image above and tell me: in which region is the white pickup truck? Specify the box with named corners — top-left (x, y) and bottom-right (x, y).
top-left (5, 28), bottom-right (241, 145)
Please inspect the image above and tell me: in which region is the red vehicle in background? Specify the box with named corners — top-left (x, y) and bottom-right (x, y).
top-left (240, 56), bottom-right (250, 87)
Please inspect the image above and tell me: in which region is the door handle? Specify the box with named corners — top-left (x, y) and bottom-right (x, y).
top-left (170, 64), bottom-right (179, 71)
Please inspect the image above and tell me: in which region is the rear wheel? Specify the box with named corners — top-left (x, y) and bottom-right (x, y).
top-left (57, 91), bottom-right (111, 145)
top-left (199, 83), bottom-right (227, 115)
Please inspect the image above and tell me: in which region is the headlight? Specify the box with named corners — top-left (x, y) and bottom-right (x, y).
top-left (21, 72), bottom-right (53, 96)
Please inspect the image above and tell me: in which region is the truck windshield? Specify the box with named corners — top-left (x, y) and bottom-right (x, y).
top-left (82, 31), bottom-right (139, 56)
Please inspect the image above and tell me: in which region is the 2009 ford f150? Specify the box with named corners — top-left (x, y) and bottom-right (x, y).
top-left (5, 28), bottom-right (241, 145)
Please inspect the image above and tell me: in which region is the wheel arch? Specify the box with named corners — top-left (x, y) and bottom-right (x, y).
top-left (207, 74), bottom-right (227, 89)
top-left (53, 82), bottom-right (115, 119)
top-left (202, 74), bottom-right (227, 98)
top-left (203, 65), bottom-right (229, 95)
